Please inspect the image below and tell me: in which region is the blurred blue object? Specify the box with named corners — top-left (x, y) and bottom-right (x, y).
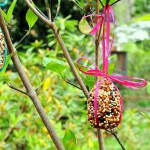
top-left (0, 0), bottom-right (8, 6)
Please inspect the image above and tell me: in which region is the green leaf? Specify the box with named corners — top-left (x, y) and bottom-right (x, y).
top-left (26, 8), bottom-right (38, 30)
top-left (140, 112), bottom-right (150, 121)
top-left (82, 75), bottom-right (95, 90)
top-left (108, 63), bottom-right (115, 74)
top-left (133, 14), bottom-right (150, 22)
top-left (1, 10), bottom-right (8, 23)
top-left (43, 57), bottom-right (67, 75)
top-left (63, 129), bottom-right (76, 150)
top-left (78, 18), bottom-right (92, 34)
top-left (7, 0), bottom-right (17, 23)
top-left (147, 82), bottom-right (150, 95)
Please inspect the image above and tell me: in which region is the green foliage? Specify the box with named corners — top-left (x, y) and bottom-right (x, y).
top-left (147, 82), bottom-right (150, 94)
top-left (133, 14), bottom-right (150, 22)
top-left (26, 8), bottom-right (38, 31)
top-left (140, 112), bottom-right (150, 123)
top-left (43, 57), bottom-right (68, 75)
top-left (1, 0), bottom-right (17, 24)
top-left (63, 129), bottom-right (76, 150)
top-left (47, 15), bottom-right (94, 56)
top-left (71, 0), bottom-right (85, 9)
top-left (0, 1), bottom-right (150, 150)
top-left (133, 0), bottom-right (149, 17)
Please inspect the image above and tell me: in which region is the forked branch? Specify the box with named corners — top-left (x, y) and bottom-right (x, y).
top-left (0, 8), bottom-right (65, 150)
top-left (24, 0), bottom-right (89, 98)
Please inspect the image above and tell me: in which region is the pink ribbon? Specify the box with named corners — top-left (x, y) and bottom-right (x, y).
top-left (78, 4), bottom-right (147, 89)
top-left (77, 5), bottom-right (147, 126)
top-left (76, 57), bottom-right (147, 89)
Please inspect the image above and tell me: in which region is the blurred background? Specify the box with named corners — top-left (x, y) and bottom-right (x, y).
top-left (0, 0), bottom-right (150, 149)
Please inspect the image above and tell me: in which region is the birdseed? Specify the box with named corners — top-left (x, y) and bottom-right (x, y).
top-left (0, 32), bottom-right (5, 70)
top-left (87, 78), bottom-right (122, 129)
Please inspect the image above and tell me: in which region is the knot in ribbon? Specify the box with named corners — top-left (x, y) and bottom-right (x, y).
top-left (76, 57), bottom-right (147, 89)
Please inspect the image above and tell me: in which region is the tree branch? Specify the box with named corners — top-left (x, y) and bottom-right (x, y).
top-left (109, 129), bottom-right (126, 150)
top-left (24, 0), bottom-right (89, 98)
top-left (95, 0), bottom-right (105, 150)
top-left (7, 83), bottom-right (28, 95)
top-left (0, 8), bottom-right (65, 150)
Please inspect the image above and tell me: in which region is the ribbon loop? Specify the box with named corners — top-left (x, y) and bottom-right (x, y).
top-left (76, 56), bottom-right (147, 89)
top-left (77, 5), bottom-right (147, 89)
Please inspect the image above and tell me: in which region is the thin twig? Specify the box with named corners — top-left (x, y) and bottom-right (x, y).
top-left (55, 0), bottom-right (61, 21)
top-left (30, 0), bottom-right (49, 20)
top-left (108, 129), bottom-right (126, 150)
top-left (58, 68), bottom-right (81, 90)
top-left (24, 0), bottom-right (89, 98)
top-left (44, 0), bottom-right (52, 20)
top-left (15, 31), bottom-right (30, 48)
top-left (0, 8), bottom-right (65, 150)
top-left (95, 0), bottom-right (105, 150)
top-left (61, 75), bottom-right (81, 90)
top-left (97, 129), bottom-right (105, 150)
top-left (50, 0), bottom-right (53, 21)
top-left (110, 0), bottom-right (121, 6)
top-left (99, 0), bottom-right (104, 7)
top-left (7, 83), bottom-right (28, 95)
top-left (1, 75), bottom-right (27, 95)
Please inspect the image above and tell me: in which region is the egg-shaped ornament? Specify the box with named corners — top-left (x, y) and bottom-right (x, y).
top-left (87, 78), bottom-right (122, 130)
top-left (0, 29), bottom-right (7, 72)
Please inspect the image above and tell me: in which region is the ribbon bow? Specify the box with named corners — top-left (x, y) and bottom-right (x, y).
top-left (77, 5), bottom-right (147, 89)
top-left (77, 5), bottom-right (147, 128)
top-left (76, 57), bottom-right (147, 89)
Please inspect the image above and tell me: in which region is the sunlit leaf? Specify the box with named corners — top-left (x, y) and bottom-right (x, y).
top-left (81, 74), bottom-right (95, 90)
top-left (108, 63), bottom-right (115, 74)
top-left (43, 78), bottom-right (51, 91)
top-left (43, 57), bottom-right (67, 75)
top-left (63, 129), bottom-right (76, 150)
top-left (78, 17), bottom-right (92, 34)
top-left (7, 0), bottom-right (17, 23)
top-left (1, 10), bottom-right (8, 22)
top-left (26, 8), bottom-right (38, 30)
top-left (133, 14), bottom-right (150, 22)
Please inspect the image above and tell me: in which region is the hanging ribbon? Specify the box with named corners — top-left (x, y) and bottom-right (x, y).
top-left (77, 4), bottom-right (147, 89)
top-left (77, 5), bottom-right (147, 128)
top-left (82, 5), bottom-right (115, 74)
top-left (76, 57), bottom-right (147, 89)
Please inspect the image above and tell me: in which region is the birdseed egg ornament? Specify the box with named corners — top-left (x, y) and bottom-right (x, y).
top-left (0, 29), bottom-right (7, 71)
top-left (77, 4), bottom-right (147, 130)
top-left (87, 78), bottom-right (122, 129)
